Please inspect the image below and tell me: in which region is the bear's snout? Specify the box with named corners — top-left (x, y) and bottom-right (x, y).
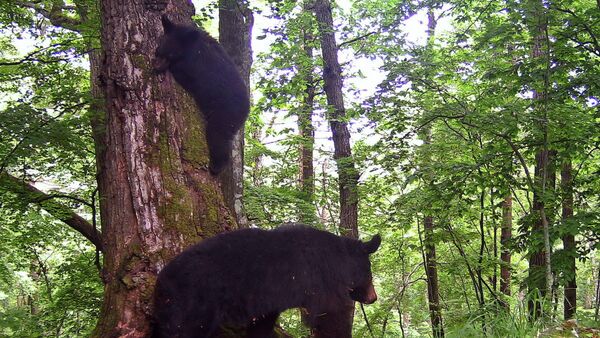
top-left (363, 283), bottom-right (377, 304)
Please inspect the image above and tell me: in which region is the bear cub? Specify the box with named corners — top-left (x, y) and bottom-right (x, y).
top-left (153, 224), bottom-right (381, 338)
top-left (154, 15), bottom-right (250, 175)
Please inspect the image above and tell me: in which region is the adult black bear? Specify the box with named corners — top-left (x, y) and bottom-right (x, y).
top-left (154, 15), bottom-right (250, 175)
top-left (153, 224), bottom-right (380, 338)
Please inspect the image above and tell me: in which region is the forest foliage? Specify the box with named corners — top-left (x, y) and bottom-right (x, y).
top-left (0, 0), bottom-right (599, 336)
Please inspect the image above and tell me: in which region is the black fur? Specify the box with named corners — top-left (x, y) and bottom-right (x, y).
top-left (154, 15), bottom-right (250, 175)
top-left (153, 224), bottom-right (381, 338)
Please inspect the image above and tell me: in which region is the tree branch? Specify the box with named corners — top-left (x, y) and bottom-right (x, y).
top-left (338, 31), bottom-right (377, 49)
top-left (551, 6), bottom-right (600, 54)
top-left (16, 1), bottom-right (82, 31)
top-left (34, 193), bottom-right (94, 208)
top-left (0, 42), bottom-right (71, 66)
top-left (0, 173), bottom-right (103, 250)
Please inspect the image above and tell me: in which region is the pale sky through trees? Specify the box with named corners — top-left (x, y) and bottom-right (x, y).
top-left (189, 0), bottom-right (452, 175)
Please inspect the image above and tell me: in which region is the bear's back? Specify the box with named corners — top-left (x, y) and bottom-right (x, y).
top-left (161, 225), bottom-right (350, 284)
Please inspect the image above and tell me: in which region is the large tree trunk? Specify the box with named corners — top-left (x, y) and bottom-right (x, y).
top-left (561, 160), bottom-right (577, 319)
top-left (500, 193), bottom-right (512, 304)
top-left (92, 2), bottom-right (234, 337)
top-left (313, 0), bottom-right (359, 239)
top-left (218, 0), bottom-right (253, 227)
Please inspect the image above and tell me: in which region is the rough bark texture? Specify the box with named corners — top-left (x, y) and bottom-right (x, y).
top-left (313, 0), bottom-right (359, 239)
top-left (93, 2), bottom-right (234, 337)
top-left (561, 161), bottom-right (577, 319)
top-left (500, 193), bottom-right (512, 301)
top-left (218, 0), bottom-right (253, 227)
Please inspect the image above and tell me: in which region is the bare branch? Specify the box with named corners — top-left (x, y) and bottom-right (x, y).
top-left (0, 41), bottom-right (80, 66)
top-left (0, 173), bottom-right (103, 250)
top-left (338, 31), bottom-right (377, 49)
top-left (33, 193), bottom-right (94, 208)
top-left (16, 1), bottom-right (82, 31)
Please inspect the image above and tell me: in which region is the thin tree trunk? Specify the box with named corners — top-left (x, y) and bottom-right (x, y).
top-left (561, 160), bottom-right (577, 319)
top-left (478, 189), bottom-right (487, 334)
top-left (528, 149), bottom-right (556, 318)
top-left (500, 193), bottom-right (512, 305)
top-left (298, 90), bottom-right (316, 224)
top-left (424, 216), bottom-right (444, 338)
top-left (298, 6), bottom-right (317, 225)
top-left (397, 305), bottom-right (405, 338)
top-left (447, 224), bottom-right (482, 307)
top-left (527, 0), bottom-right (554, 317)
top-left (421, 9), bottom-right (444, 338)
top-left (312, 0), bottom-right (359, 239)
top-left (218, 0), bottom-right (253, 227)
top-left (492, 188), bottom-right (498, 294)
top-left (311, 0), bottom-right (358, 333)
top-left (529, 149), bottom-right (548, 318)
top-left (92, 2), bottom-right (235, 337)
top-left (594, 264), bottom-right (600, 321)
top-left (477, 189), bottom-right (486, 309)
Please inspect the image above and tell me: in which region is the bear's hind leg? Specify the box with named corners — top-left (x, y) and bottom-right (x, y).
top-left (206, 126), bottom-right (233, 175)
top-left (178, 312), bottom-right (219, 338)
top-left (153, 313), bottom-right (217, 338)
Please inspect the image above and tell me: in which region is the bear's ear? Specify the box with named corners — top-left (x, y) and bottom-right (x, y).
top-left (161, 15), bottom-right (175, 33)
top-left (362, 234), bottom-right (381, 254)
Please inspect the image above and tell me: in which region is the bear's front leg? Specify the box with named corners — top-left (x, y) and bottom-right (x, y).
top-left (245, 312), bottom-right (280, 338)
top-left (309, 301), bottom-right (354, 338)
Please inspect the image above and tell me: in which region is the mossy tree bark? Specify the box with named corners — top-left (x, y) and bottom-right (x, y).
top-left (92, 1), bottom-right (235, 337)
